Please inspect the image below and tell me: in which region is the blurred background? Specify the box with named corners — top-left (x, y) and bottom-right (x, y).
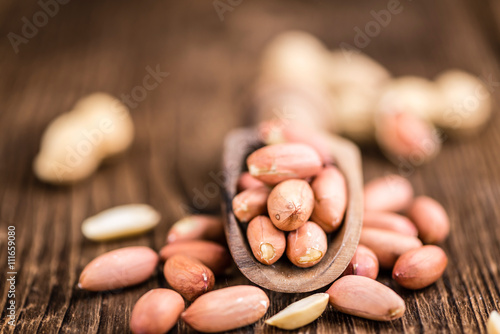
top-left (1, 0), bottom-right (500, 332)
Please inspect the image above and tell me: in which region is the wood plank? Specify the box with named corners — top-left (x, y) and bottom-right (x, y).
top-left (0, 0), bottom-right (499, 333)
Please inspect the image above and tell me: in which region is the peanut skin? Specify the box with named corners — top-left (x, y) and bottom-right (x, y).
top-left (130, 289), bottom-right (185, 334)
top-left (268, 179), bottom-right (315, 231)
top-left (393, 245), bottom-right (448, 290)
top-left (247, 143), bottom-right (322, 185)
top-left (359, 228), bottom-right (422, 268)
top-left (363, 174), bottom-right (414, 213)
top-left (164, 254), bottom-right (215, 301)
top-left (407, 196), bottom-right (450, 244)
top-left (159, 241), bottom-right (231, 275)
top-left (286, 221), bottom-right (327, 268)
top-left (247, 216), bottom-right (286, 265)
top-left (237, 172), bottom-right (266, 192)
top-left (311, 165), bottom-right (347, 233)
top-left (341, 245), bottom-right (379, 280)
top-left (363, 211), bottom-right (418, 237)
top-left (327, 275), bottom-right (405, 321)
top-left (232, 186), bottom-right (271, 223)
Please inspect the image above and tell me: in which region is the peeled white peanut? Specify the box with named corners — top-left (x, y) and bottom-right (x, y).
top-left (265, 293), bottom-right (329, 330)
top-left (34, 93), bottom-right (134, 184)
top-left (435, 69), bottom-right (492, 137)
top-left (81, 204), bottom-right (160, 241)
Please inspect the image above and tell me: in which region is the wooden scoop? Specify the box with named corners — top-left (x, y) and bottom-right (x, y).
top-left (221, 127), bottom-right (364, 293)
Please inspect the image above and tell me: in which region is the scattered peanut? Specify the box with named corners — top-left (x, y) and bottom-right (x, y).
top-left (311, 165), bottom-right (347, 232)
top-left (247, 143), bottom-right (322, 185)
top-left (166, 215), bottom-right (224, 244)
top-left (341, 245), bottom-right (379, 280)
top-left (164, 254), bottom-right (215, 301)
top-left (130, 289), bottom-right (184, 334)
top-left (159, 240), bottom-right (231, 275)
top-left (393, 245), bottom-right (448, 290)
top-left (181, 285), bottom-right (269, 333)
top-left (268, 179), bottom-right (315, 231)
top-left (286, 221), bottom-right (327, 268)
top-left (360, 228), bottom-right (422, 268)
top-left (265, 293), bottom-right (329, 330)
top-left (78, 246), bottom-right (158, 291)
top-left (232, 186), bottom-right (271, 223)
top-left (247, 216), bottom-right (286, 265)
top-left (327, 275), bottom-right (405, 321)
top-left (363, 211), bottom-right (418, 237)
top-left (363, 174), bottom-right (414, 212)
top-left (407, 196), bottom-right (450, 244)
top-left (33, 93), bottom-right (134, 184)
top-left (81, 204), bottom-right (160, 241)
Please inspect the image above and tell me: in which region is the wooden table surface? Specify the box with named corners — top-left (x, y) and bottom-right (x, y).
top-left (1, 0), bottom-right (500, 333)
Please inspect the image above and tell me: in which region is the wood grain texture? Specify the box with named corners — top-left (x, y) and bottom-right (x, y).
top-left (222, 128), bottom-right (363, 293)
top-left (0, 0), bottom-right (499, 333)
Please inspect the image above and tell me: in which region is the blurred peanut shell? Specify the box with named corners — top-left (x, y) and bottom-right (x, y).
top-left (326, 50), bottom-right (390, 92)
top-left (435, 69), bottom-right (492, 137)
top-left (259, 31), bottom-right (328, 86)
top-left (377, 76), bottom-right (445, 121)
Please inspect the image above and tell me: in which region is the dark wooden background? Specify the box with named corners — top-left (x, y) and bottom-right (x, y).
top-left (1, 0), bottom-right (500, 333)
